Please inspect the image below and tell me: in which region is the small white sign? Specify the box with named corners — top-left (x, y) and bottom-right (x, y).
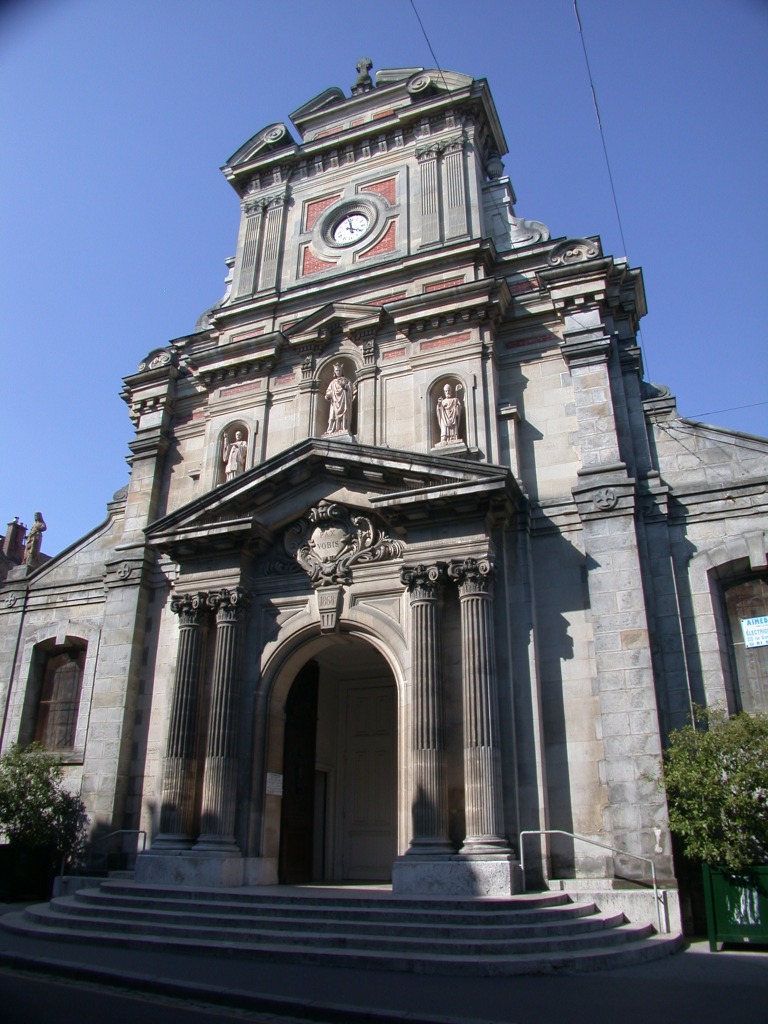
top-left (266, 772), bottom-right (283, 796)
top-left (741, 616), bottom-right (768, 649)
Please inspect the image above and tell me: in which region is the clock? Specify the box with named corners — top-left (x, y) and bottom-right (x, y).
top-left (332, 212), bottom-right (370, 245)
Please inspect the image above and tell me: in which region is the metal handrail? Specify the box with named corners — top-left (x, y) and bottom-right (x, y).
top-left (60, 830), bottom-right (147, 877)
top-left (519, 829), bottom-right (665, 933)
top-left (93, 829), bottom-right (147, 852)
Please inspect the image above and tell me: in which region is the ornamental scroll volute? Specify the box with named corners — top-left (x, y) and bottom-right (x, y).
top-left (284, 501), bottom-right (404, 589)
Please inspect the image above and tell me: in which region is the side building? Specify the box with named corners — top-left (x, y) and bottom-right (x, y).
top-left (1, 64), bottom-right (766, 900)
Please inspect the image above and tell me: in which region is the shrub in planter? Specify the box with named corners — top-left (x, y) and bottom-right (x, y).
top-left (0, 743), bottom-right (88, 900)
top-left (658, 707), bottom-right (768, 949)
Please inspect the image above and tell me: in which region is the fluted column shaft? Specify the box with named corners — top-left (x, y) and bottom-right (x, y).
top-left (449, 558), bottom-right (510, 853)
top-left (155, 593), bottom-right (208, 848)
top-left (401, 564), bottom-right (452, 854)
top-left (196, 587), bottom-right (251, 851)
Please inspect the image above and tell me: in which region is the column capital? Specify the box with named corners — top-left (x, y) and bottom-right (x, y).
top-left (448, 557), bottom-right (495, 596)
top-left (207, 587), bottom-right (252, 623)
top-left (400, 563), bottom-right (445, 600)
top-left (170, 591), bottom-right (209, 625)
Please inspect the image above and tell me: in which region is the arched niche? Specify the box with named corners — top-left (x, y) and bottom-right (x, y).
top-left (429, 374), bottom-right (467, 449)
top-left (217, 420), bottom-right (250, 486)
top-left (316, 358), bottom-right (358, 438)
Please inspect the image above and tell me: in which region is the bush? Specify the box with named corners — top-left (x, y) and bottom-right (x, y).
top-left (0, 743), bottom-right (88, 862)
top-left (659, 708), bottom-right (768, 872)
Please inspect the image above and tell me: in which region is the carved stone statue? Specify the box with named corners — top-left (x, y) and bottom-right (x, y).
top-left (325, 362), bottom-right (354, 435)
top-left (222, 429), bottom-right (248, 481)
top-left (435, 383), bottom-right (463, 445)
top-left (22, 512), bottom-right (46, 567)
top-left (352, 57), bottom-right (374, 95)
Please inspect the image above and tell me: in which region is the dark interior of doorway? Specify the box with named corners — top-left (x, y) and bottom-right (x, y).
top-left (279, 659), bottom-right (319, 884)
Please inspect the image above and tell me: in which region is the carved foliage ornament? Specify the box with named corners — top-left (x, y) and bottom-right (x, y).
top-left (400, 563), bottom-right (444, 601)
top-left (447, 557), bottom-right (495, 596)
top-left (285, 501), bottom-right (404, 588)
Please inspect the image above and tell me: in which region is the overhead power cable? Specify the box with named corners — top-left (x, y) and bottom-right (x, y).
top-left (573, 1), bottom-right (652, 378)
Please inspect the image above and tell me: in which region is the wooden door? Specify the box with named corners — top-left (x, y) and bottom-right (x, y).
top-left (339, 683), bottom-right (396, 881)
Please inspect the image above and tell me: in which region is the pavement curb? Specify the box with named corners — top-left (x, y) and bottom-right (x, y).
top-left (0, 949), bottom-right (494, 1024)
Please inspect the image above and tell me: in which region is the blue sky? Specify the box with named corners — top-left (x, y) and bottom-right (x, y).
top-left (1, 0), bottom-right (766, 554)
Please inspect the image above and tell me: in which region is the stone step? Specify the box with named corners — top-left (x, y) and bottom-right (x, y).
top-left (57, 897), bottom-right (610, 938)
top-left (71, 885), bottom-right (599, 926)
top-left (0, 881), bottom-right (683, 975)
top-left (2, 908), bottom-right (681, 976)
top-left (24, 901), bottom-right (639, 954)
top-left (96, 879), bottom-right (574, 912)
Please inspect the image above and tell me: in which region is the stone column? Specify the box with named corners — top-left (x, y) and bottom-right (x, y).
top-left (154, 592), bottom-right (208, 849)
top-left (400, 564), bottom-right (452, 855)
top-left (448, 557), bottom-right (511, 854)
top-left (195, 587), bottom-right (251, 852)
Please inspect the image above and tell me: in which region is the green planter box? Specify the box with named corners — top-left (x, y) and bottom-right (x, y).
top-left (702, 863), bottom-right (768, 951)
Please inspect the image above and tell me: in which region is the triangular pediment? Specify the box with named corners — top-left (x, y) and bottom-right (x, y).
top-left (146, 440), bottom-right (520, 559)
top-left (284, 303), bottom-right (386, 348)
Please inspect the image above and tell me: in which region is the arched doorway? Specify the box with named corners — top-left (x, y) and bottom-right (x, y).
top-left (278, 638), bottom-right (397, 884)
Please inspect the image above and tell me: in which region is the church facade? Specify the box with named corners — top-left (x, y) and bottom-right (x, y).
top-left (1, 64), bottom-right (766, 897)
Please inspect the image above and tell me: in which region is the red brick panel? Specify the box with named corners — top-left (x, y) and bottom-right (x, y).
top-left (420, 332), bottom-right (472, 352)
top-left (301, 245), bottom-right (338, 276)
top-left (423, 276), bottom-right (465, 293)
top-left (369, 290), bottom-right (408, 306)
top-left (305, 194), bottom-right (342, 231)
top-left (358, 220), bottom-right (397, 260)
top-left (219, 380), bottom-right (264, 399)
top-left (360, 177), bottom-right (397, 206)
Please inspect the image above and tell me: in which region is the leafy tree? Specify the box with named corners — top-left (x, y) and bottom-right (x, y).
top-left (659, 708), bottom-right (768, 871)
top-left (0, 744), bottom-right (88, 861)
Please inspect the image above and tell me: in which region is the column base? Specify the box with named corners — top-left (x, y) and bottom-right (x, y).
top-left (149, 833), bottom-right (195, 851)
top-left (392, 854), bottom-right (522, 897)
top-left (135, 849), bottom-right (244, 887)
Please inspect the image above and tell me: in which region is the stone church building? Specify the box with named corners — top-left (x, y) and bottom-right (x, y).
top-left (1, 64), bottom-right (766, 900)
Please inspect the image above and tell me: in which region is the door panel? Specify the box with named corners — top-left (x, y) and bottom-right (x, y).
top-left (341, 683), bottom-right (396, 881)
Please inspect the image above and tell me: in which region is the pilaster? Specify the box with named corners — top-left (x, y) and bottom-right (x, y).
top-left (572, 478), bottom-right (674, 880)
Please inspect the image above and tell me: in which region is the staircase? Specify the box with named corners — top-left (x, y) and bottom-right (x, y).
top-left (1, 881), bottom-right (682, 975)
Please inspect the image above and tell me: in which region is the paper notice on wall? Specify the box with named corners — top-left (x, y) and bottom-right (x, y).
top-left (741, 616), bottom-right (768, 649)
top-left (266, 772), bottom-right (283, 796)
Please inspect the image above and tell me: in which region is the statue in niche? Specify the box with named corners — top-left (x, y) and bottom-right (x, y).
top-left (435, 383), bottom-right (464, 445)
top-left (324, 362), bottom-right (354, 435)
top-left (222, 429), bottom-right (248, 481)
top-left (22, 512), bottom-right (46, 567)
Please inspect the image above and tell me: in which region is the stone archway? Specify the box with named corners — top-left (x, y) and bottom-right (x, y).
top-left (278, 637), bottom-right (397, 884)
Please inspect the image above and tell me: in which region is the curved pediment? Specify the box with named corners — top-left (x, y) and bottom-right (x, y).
top-left (145, 440), bottom-right (520, 560)
top-left (222, 122), bottom-right (298, 174)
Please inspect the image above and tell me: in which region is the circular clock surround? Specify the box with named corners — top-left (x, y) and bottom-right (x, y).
top-left (331, 211), bottom-right (370, 246)
top-left (311, 195), bottom-right (388, 259)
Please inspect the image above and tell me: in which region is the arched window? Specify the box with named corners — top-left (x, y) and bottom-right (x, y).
top-left (722, 570), bottom-right (768, 713)
top-left (32, 642), bottom-right (86, 751)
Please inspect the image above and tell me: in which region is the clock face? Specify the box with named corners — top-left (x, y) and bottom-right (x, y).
top-left (332, 212), bottom-right (369, 245)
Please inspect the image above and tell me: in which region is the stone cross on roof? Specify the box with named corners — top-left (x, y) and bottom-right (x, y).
top-left (351, 57), bottom-right (374, 95)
